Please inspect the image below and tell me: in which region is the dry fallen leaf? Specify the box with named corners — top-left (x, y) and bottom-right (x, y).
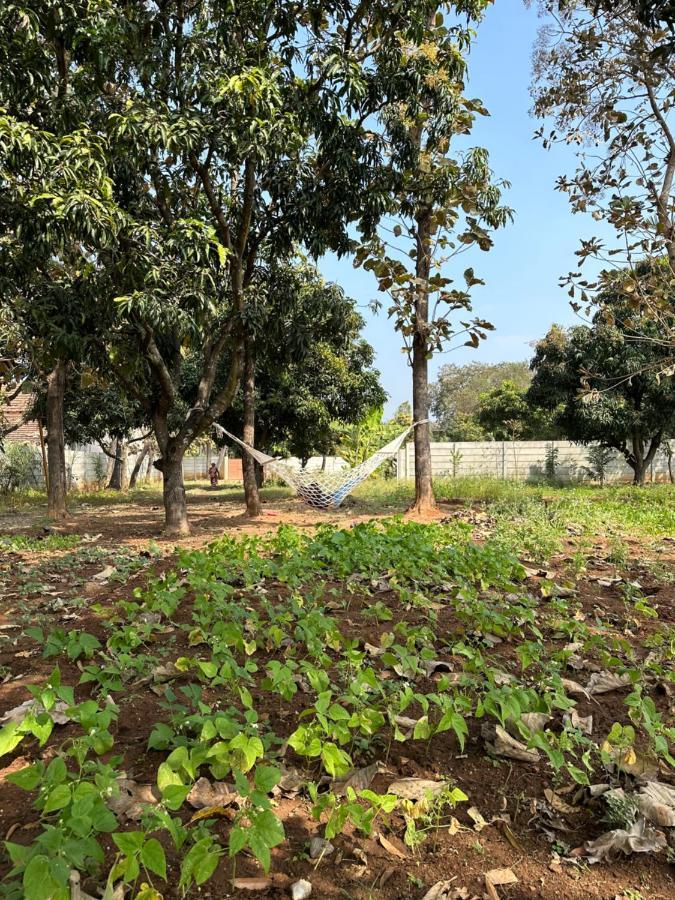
top-left (637, 782), bottom-right (675, 828)
top-left (386, 777), bottom-right (445, 801)
top-left (421, 880), bottom-right (459, 900)
top-left (0, 699), bottom-right (71, 726)
top-left (577, 818), bottom-right (667, 863)
top-left (544, 789), bottom-right (578, 816)
top-left (331, 761), bottom-right (382, 796)
top-left (485, 867), bottom-right (518, 900)
top-left (585, 671), bottom-right (632, 695)
top-left (107, 778), bottom-right (159, 821)
top-left (564, 708), bottom-right (593, 735)
top-left (482, 723), bottom-right (540, 763)
top-left (186, 777), bottom-right (239, 809)
top-left (378, 833), bottom-right (408, 859)
top-left (467, 806), bottom-right (488, 832)
top-left (447, 816), bottom-right (462, 836)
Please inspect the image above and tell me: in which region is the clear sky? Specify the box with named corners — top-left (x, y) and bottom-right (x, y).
top-left (319, 0), bottom-right (602, 415)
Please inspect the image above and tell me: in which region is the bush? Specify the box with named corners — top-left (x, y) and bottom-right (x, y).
top-left (0, 442), bottom-right (42, 492)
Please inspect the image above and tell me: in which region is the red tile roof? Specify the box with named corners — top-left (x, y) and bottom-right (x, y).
top-left (0, 391), bottom-right (40, 443)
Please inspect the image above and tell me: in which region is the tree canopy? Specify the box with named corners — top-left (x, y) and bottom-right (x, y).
top-left (532, 0), bottom-right (675, 361)
top-left (430, 361), bottom-right (532, 439)
top-left (528, 274), bottom-right (675, 482)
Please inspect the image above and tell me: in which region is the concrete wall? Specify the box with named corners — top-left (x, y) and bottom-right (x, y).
top-left (396, 440), bottom-right (674, 483)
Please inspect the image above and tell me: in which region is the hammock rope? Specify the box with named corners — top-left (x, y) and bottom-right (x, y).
top-left (212, 421), bottom-right (424, 509)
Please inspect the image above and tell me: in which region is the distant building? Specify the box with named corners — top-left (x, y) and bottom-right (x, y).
top-left (0, 391), bottom-right (40, 443)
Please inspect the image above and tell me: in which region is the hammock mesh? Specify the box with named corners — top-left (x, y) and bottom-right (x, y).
top-left (212, 423), bottom-right (415, 509)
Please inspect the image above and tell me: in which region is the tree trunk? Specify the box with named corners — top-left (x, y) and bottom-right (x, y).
top-left (242, 342), bottom-right (262, 517)
top-left (410, 205), bottom-right (435, 515)
top-left (107, 438), bottom-right (126, 490)
top-left (129, 441), bottom-right (151, 488)
top-left (145, 449), bottom-right (154, 481)
top-left (46, 360), bottom-right (69, 521)
top-left (155, 440), bottom-right (189, 536)
top-left (216, 445), bottom-right (227, 480)
top-left (628, 431), bottom-right (662, 485)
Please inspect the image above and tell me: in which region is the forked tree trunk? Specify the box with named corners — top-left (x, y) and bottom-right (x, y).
top-left (107, 438), bottom-right (128, 490)
top-left (628, 431), bottom-right (661, 485)
top-left (129, 441), bottom-right (151, 488)
top-left (46, 360), bottom-right (68, 521)
top-left (242, 342), bottom-right (262, 517)
top-left (409, 205), bottom-right (435, 515)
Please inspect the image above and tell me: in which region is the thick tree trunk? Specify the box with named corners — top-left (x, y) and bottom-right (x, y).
top-left (129, 441), bottom-right (151, 489)
top-left (409, 205), bottom-right (435, 515)
top-left (46, 360), bottom-right (68, 521)
top-left (156, 443), bottom-right (189, 536)
top-left (242, 342), bottom-right (262, 517)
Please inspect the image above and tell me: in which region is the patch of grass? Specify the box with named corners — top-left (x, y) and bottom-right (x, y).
top-left (0, 532), bottom-right (82, 552)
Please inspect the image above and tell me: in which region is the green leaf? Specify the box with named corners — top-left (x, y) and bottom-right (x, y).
top-left (0, 722), bottom-right (24, 759)
top-left (141, 838), bottom-right (167, 880)
top-left (7, 763), bottom-right (43, 791)
top-left (112, 831), bottom-right (145, 856)
top-left (228, 825), bottom-right (247, 857)
top-left (43, 783), bottom-right (71, 813)
top-left (23, 855), bottom-right (63, 900)
top-left (253, 765), bottom-right (280, 794)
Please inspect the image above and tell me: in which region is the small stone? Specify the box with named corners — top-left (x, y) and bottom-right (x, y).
top-left (309, 837), bottom-right (334, 860)
top-left (291, 879), bottom-right (312, 900)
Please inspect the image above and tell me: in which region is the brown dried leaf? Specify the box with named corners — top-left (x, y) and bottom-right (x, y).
top-left (186, 777), bottom-right (239, 809)
top-left (378, 833), bottom-right (408, 859)
top-left (107, 778), bottom-right (159, 821)
top-left (331, 762), bottom-right (382, 796)
top-left (585, 671), bottom-right (632, 695)
top-left (482, 723), bottom-right (540, 763)
top-left (421, 881), bottom-right (460, 900)
top-left (386, 777), bottom-right (444, 801)
top-left (467, 806), bottom-right (488, 832)
top-left (637, 782), bottom-right (675, 827)
top-left (0, 699), bottom-right (71, 726)
top-left (564, 708), bottom-right (593, 735)
top-left (485, 867), bottom-right (518, 893)
top-left (578, 818), bottom-right (666, 863)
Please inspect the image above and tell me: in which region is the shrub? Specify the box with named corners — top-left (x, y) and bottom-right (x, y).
top-left (0, 442), bottom-right (42, 492)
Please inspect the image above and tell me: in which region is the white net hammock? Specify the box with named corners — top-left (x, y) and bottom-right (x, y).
top-left (212, 422), bottom-right (417, 509)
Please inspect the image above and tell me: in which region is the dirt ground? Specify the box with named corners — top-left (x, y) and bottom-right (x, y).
top-left (0, 489), bottom-right (674, 899)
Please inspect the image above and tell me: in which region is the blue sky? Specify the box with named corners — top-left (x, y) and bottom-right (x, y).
top-left (319, 1), bottom-right (601, 414)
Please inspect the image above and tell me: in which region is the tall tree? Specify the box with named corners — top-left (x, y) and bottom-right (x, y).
top-left (4, 1), bottom-right (481, 535)
top-left (430, 361), bottom-right (532, 439)
top-left (191, 261), bottom-right (385, 498)
top-left (358, 2), bottom-right (511, 513)
top-left (0, 5), bottom-right (124, 518)
top-left (532, 0), bottom-right (675, 366)
top-left (528, 274), bottom-right (675, 483)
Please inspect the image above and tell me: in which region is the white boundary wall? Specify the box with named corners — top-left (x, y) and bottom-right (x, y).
top-left (396, 440), bottom-right (673, 483)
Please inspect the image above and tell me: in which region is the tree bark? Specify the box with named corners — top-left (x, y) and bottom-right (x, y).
top-left (107, 438), bottom-right (129, 490)
top-left (627, 430), bottom-right (662, 485)
top-left (46, 360), bottom-right (68, 520)
top-left (145, 449), bottom-right (154, 481)
top-left (155, 438), bottom-right (189, 536)
top-left (410, 205), bottom-right (436, 515)
top-left (242, 341), bottom-right (262, 517)
top-left (129, 440), bottom-right (151, 488)
top-left (216, 444), bottom-right (227, 480)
